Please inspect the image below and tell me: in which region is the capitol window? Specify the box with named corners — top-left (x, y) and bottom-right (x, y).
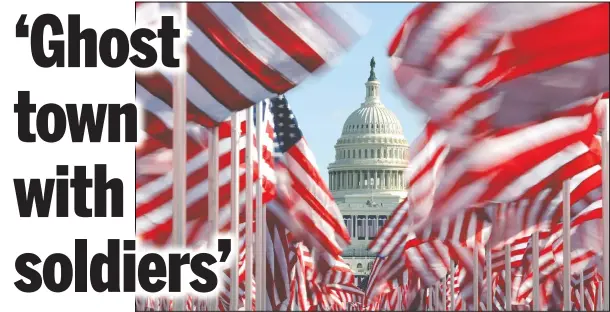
top-left (356, 215), bottom-right (366, 240)
top-left (378, 216), bottom-right (388, 229)
top-left (367, 216), bottom-right (377, 239)
top-left (344, 216), bottom-right (353, 238)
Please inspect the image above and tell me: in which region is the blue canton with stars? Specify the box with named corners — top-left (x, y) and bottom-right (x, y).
top-left (269, 95), bottom-right (303, 154)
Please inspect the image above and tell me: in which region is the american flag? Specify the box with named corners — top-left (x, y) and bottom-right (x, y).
top-left (266, 96), bottom-right (351, 262)
top-left (135, 106), bottom-right (276, 247)
top-left (388, 3), bottom-right (608, 139)
top-left (136, 2), bottom-right (368, 128)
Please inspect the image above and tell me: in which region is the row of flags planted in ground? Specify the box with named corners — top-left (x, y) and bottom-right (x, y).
top-left (134, 2), bottom-right (609, 311)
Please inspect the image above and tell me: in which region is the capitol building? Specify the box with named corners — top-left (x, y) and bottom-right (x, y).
top-left (328, 58), bottom-right (409, 287)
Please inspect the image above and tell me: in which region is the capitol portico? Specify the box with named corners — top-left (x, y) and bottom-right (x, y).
top-left (328, 58), bottom-right (409, 287)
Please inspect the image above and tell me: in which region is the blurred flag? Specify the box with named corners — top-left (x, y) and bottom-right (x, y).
top-left (135, 108), bottom-right (275, 247)
top-left (136, 2), bottom-right (368, 128)
top-left (388, 3), bottom-right (608, 139)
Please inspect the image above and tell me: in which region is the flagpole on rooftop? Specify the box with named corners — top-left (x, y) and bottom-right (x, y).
top-left (229, 111), bottom-right (240, 310)
top-left (255, 100), bottom-right (266, 311)
top-left (562, 179), bottom-right (571, 310)
top-left (245, 106), bottom-right (254, 310)
top-left (171, 2), bottom-right (188, 310)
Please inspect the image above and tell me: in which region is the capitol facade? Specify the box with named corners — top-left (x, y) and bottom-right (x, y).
top-left (328, 58), bottom-right (409, 287)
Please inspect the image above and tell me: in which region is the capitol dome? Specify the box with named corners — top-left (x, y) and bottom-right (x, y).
top-left (341, 101), bottom-right (405, 136)
top-left (327, 57), bottom-right (409, 203)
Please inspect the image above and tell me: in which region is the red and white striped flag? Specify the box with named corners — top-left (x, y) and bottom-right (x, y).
top-left (136, 2), bottom-right (368, 128)
top-left (388, 3), bottom-right (608, 139)
top-left (267, 96), bottom-right (351, 262)
top-left (135, 108), bottom-right (275, 247)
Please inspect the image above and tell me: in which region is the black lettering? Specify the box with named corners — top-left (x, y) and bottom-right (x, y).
top-left (43, 253), bottom-right (73, 292)
top-left (14, 91), bottom-right (36, 143)
top-left (123, 240), bottom-right (136, 292)
top-left (129, 29), bottom-right (157, 68)
top-left (94, 164), bottom-right (123, 217)
top-left (71, 166), bottom-right (93, 217)
top-left (56, 165), bottom-right (69, 217)
top-left (74, 239), bottom-right (88, 292)
top-left (138, 254), bottom-right (167, 293)
top-left (65, 104), bottom-right (106, 142)
top-left (168, 253), bottom-right (190, 292)
top-left (217, 238), bottom-right (231, 262)
top-left (14, 179), bottom-right (54, 217)
top-left (30, 14), bottom-right (64, 67)
top-left (108, 104), bottom-right (137, 142)
top-left (37, 103), bottom-right (67, 143)
top-left (157, 16), bottom-right (180, 68)
top-left (99, 29), bottom-right (129, 67)
top-left (67, 14), bottom-right (97, 67)
top-left (90, 239), bottom-right (120, 292)
top-left (16, 14), bottom-right (29, 37)
top-left (190, 253), bottom-right (218, 293)
top-left (14, 253), bottom-right (42, 293)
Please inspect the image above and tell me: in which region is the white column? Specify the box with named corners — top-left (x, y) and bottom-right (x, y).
top-left (399, 171), bottom-right (403, 189)
top-left (385, 171), bottom-right (389, 189)
top-left (337, 171), bottom-right (343, 190)
top-left (375, 170), bottom-right (378, 189)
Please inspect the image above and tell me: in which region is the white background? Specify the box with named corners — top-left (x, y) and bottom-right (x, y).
top-left (0, 0), bottom-right (136, 310)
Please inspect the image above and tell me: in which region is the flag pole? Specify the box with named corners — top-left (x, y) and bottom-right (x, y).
top-left (229, 112), bottom-right (240, 310)
top-left (580, 271), bottom-right (586, 311)
top-left (485, 243), bottom-right (492, 311)
top-left (563, 179), bottom-right (571, 310)
top-left (441, 276), bottom-right (446, 311)
top-left (504, 244), bottom-right (511, 310)
top-left (602, 101), bottom-right (609, 310)
top-left (255, 101), bottom-right (266, 311)
top-left (450, 260), bottom-right (455, 311)
top-left (171, 2), bottom-right (188, 310)
top-left (532, 231), bottom-right (540, 310)
top-left (245, 106), bottom-right (254, 310)
top-left (207, 125), bottom-right (219, 311)
top-left (473, 244), bottom-right (478, 310)
top-left (434, 283), bottom-right (441, 311)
